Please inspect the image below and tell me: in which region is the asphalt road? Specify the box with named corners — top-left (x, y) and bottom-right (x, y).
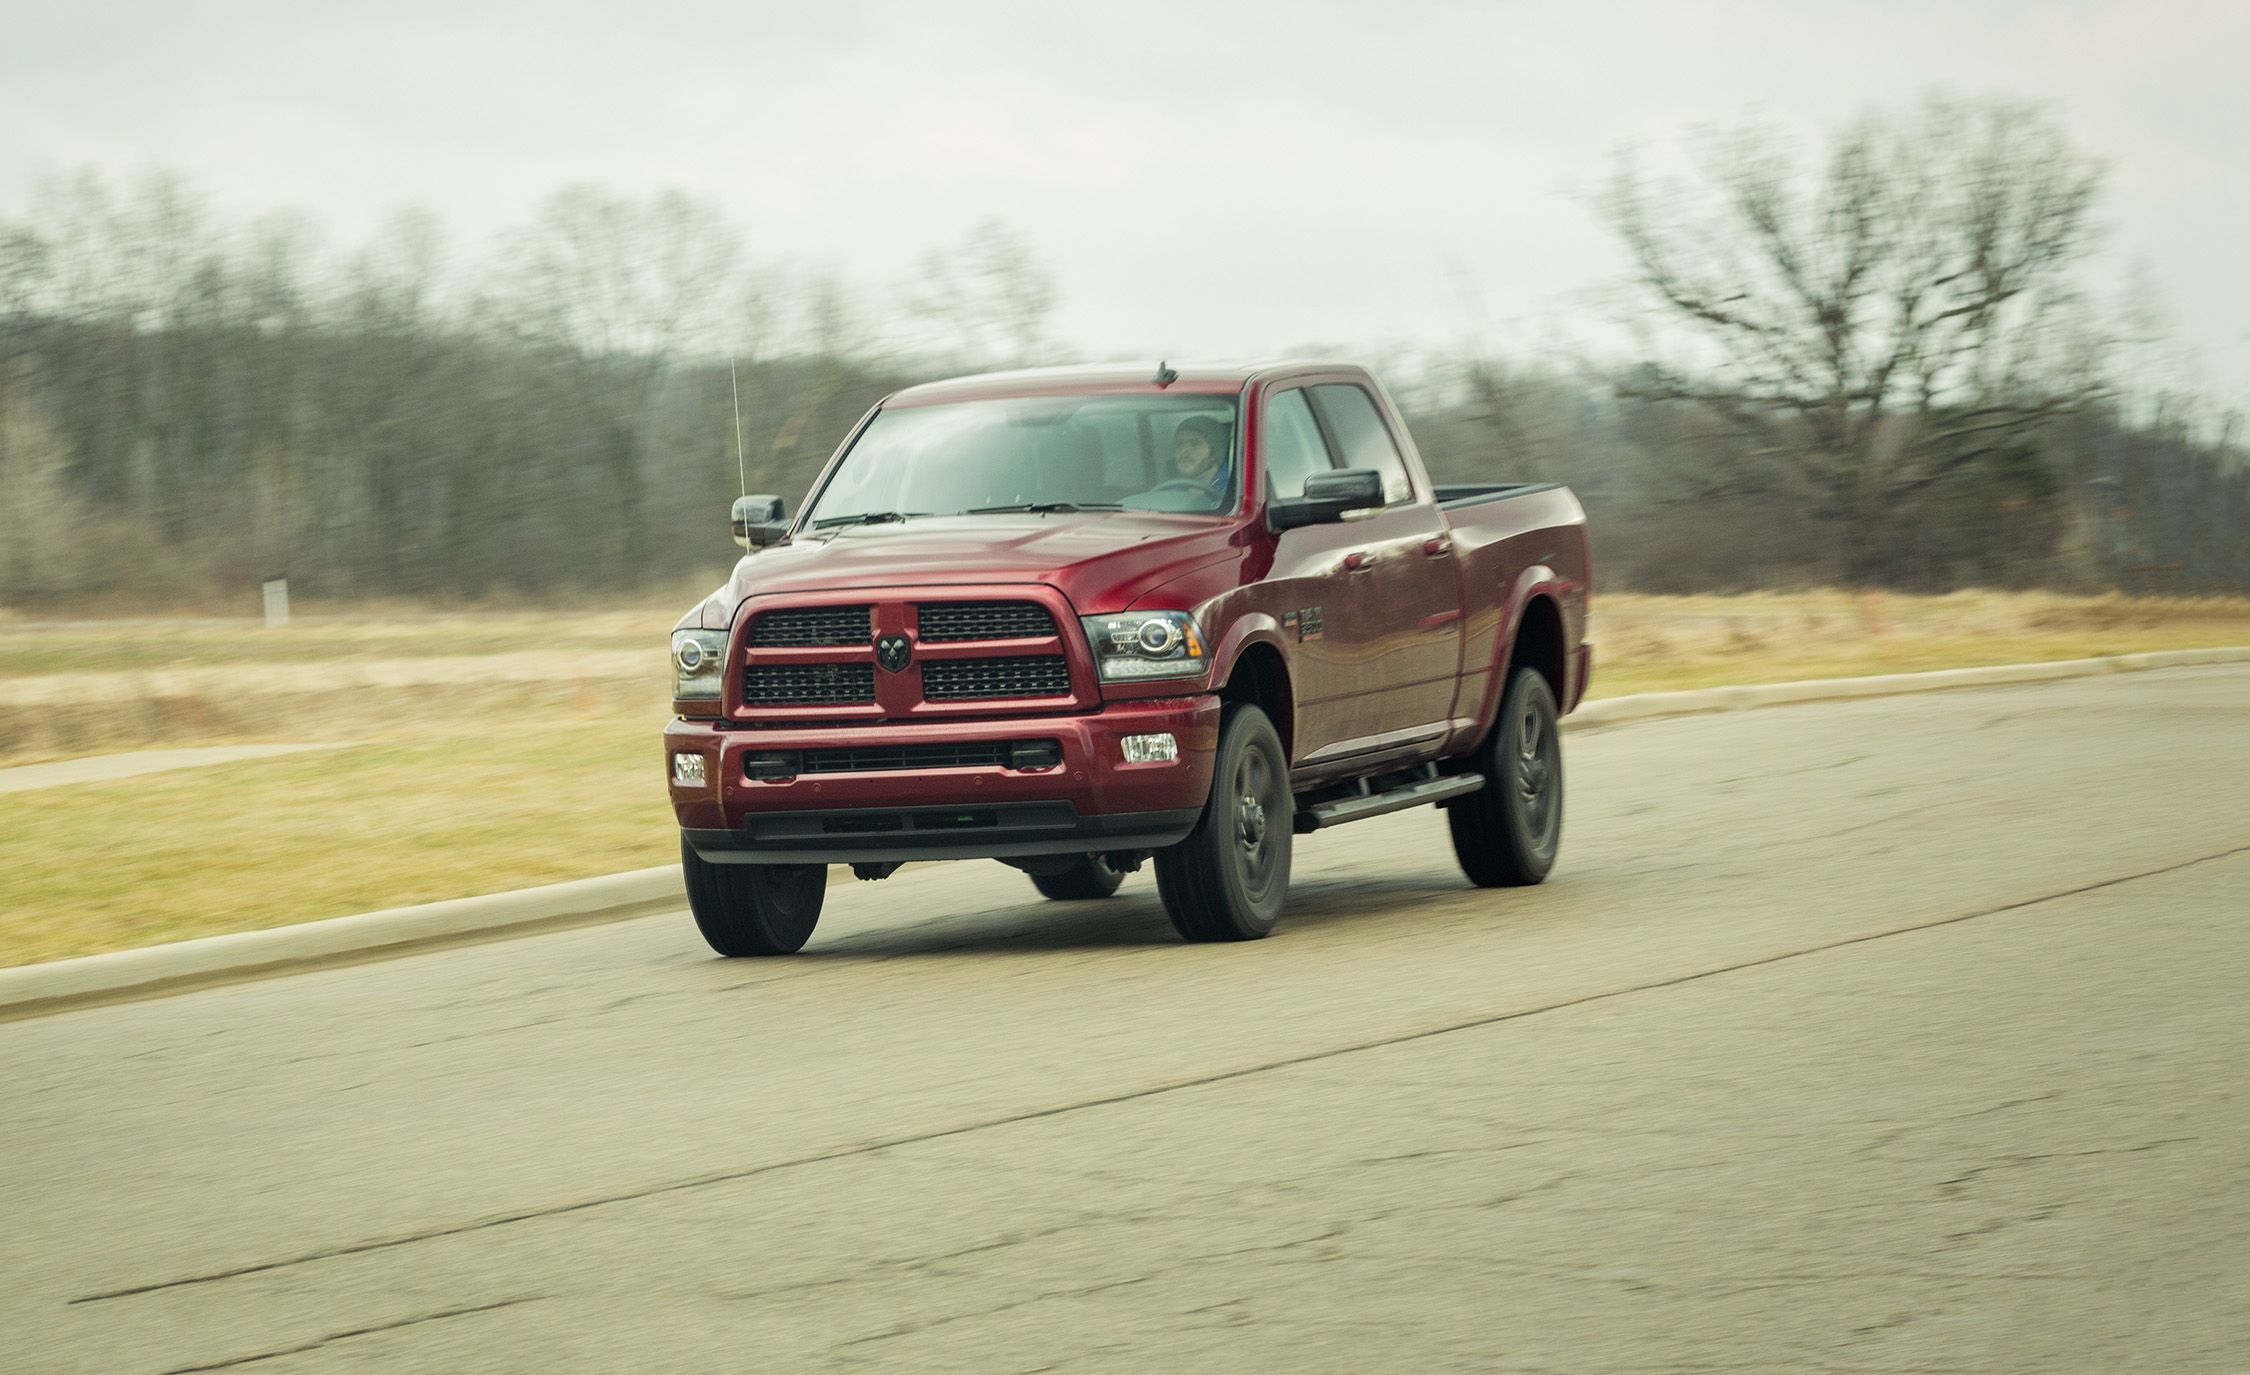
top-left (5, 667), bottom-right (2246, 1373)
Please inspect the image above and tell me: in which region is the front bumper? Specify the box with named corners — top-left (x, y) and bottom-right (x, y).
top-left (666, 695), bottom-right (1220, 865)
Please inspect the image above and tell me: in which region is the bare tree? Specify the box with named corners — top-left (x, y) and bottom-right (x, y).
top-left (0, 226), bottom-right (43, 329)
top-left (1598, 96), bottom-right (2106, 580)
top-left (483, 186), bottom-right (744, 578)
top-left (906, 219), bottom-right (1057, 366)
top-left (0, 368), bottom-right (88, 600)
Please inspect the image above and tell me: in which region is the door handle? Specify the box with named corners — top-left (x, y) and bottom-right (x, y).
top-left (1341, 551), bottom-right (1377, 574)
top-left (1423, 537), bottom-right (1454, 558)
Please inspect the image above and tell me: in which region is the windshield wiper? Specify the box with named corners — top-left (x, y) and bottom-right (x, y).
top-left (809, 510), bottom-right (925, 529)
top-left (963, 501), bottom-right (1123, 515)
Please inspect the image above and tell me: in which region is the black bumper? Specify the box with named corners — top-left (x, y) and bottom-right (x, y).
top-left (683, 802), bottom-right (1203, 865)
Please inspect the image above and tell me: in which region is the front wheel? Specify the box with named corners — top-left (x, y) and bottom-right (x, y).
top-left (681, 837), bottom-right (827, 955)
top-left (1447, 667), bottom-right (1563, 887)
top-left (1155, 704), bottom-right (1292, 941)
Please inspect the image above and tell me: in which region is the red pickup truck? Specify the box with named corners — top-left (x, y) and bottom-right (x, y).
top-left (665, 361), bottom-right (1590, 954)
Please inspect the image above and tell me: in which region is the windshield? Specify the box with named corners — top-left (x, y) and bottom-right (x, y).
top-left (803, 394), bottom-right (1241, 527)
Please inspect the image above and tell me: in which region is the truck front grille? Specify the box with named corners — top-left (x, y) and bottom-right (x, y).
top-left (735, 596), bottom-right (1080, 715)
top-left (917, 601), bottom-right (1055, 642)
top-left (750, 605), bottom-right (873, 647)
top-left (920, 655), bottom-right (1072, 701)
top-left (744, 663), bottom-right (875, 706)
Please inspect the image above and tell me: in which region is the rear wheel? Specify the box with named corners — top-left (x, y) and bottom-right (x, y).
top-left (1155, 704), bottom-right (1291, 941)
top-left (1030, 854), bottom-right (1128, 900)
top-left (1448, 667), bottom-right (1563, 887)
top-left (681, 837), bottom-right (827, 956)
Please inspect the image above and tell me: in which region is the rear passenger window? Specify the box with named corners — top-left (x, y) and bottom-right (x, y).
top-left (1261, 389), bottom-right (1332, 500)
top-left (1310, 384), bottom-right (1413, 504)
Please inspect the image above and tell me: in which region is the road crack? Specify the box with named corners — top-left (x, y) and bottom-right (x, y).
top-left (71, 841), bottom-right (2250, 1308)
top-left (155, 1296), bottom-right (539, 1373)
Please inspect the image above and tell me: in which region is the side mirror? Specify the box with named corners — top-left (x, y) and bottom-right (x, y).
top-left (1268, 468), bottom-right (1384, 531)
top-left (732, 494), bottom-right (788, 549)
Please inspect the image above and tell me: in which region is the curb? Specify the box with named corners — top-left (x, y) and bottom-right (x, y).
top-left (1562, 646), bottom-right (2250, 731)
top-left (0, 867), bottom-right (682, 1023)
top-left (4, 645), bottom-right (2245, 1020)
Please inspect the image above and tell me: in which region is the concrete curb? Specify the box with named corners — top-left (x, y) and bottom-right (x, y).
top-left (4, 645), bottom-right (2245, 1019)
top-left (1562, 646), bottom-right (2250, 731)
top-left (0, 866), bottom-right (682, 1022)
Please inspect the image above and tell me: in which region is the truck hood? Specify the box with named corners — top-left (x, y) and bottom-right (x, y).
top-left (690, 512), bottom-right (1243, 628)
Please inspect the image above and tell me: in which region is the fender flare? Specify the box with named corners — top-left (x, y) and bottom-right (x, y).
top-left (1210, 612), bottom-right (1292, 697)
top-left (1209, 614), bottom-right (1297, 756)
top-left (1466, 566), bottom-right (1570, 741)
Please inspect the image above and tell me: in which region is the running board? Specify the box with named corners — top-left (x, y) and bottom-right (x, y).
top-left (1293, 772), bottom-right (1485, 833)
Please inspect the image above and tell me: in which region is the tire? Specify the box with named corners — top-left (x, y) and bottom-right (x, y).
top-left (1448, 667), bottom-right (1563, 887)
top-left (680, 837), bottom-right (827, 956)
top-left (1030, 854), bottom-right (1128, 901)
top-left (1155, 704), bottom-right (1292, 941)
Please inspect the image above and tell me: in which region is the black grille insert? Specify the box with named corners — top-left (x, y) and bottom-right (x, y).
top-left (783, 739), bottom-right (1060, 774)
top-left (750, 605), bottom-right (873, 647)
top-left (920, 655), bottom-right (1072, 701)
top-left (917, 601), bottom-right (1056, 642)
top-left (807, 741), bottom-right (1004, 773)
top-left (744, 663), bottom-right (875, 706)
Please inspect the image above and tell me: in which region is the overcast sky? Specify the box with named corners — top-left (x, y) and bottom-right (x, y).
top-left (5, 0), bottom-right (2245, 410)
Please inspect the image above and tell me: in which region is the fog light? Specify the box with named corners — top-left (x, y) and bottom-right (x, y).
top-left (1121, 732), bottom-right (1178, 764)
top-left (1007, 739), bottom-right (1063, 770)
top-left (745, 752), bottom-right (800, 781)
top-left (671, 752), bottom-right (708, 787)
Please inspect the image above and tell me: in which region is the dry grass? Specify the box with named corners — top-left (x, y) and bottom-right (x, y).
top-left (2, 589), bottom-right (2245, 967)
top-left (0, 702), bottom-right (674, 964)
top-left (1586, 590), bottom-right (2250, 697)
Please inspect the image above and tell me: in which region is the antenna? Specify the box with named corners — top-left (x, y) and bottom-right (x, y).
top-left (1153, 359), bottom-right (1178, 388)
top-left (728, 351), bottom-right (749, 499)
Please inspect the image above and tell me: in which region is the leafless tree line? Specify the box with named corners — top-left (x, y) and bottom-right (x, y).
top-left (1413, 95), bottom-right (2245, 592)
top-left (0, 94), bottom-right (2241, 607)
top-left (1594, 95), bottom-right (2123, 583)
top-left (0, 175), bottom-right (1057, 601)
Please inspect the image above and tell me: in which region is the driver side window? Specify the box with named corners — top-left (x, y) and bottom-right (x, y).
top-left (1309, 383), bottom-right (1414, 504)
top-left (1262, 388), bottom-right (1333, 500)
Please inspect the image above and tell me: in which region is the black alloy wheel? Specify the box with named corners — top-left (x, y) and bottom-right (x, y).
top-left (1511, 682), bottom-right (1561, 852)
top-left (1446, 667), bottom-right (1563, 887)
top-left (1155, 704), bottom-right (1292, 941)
top-left (681, 838), bottom-right (828, 955)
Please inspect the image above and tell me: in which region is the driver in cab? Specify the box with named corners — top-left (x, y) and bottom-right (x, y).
top-left (1168, 416), bottom-right (1233, 509)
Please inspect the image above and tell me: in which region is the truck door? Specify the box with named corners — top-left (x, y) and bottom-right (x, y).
top-left (1258, 386), bottom-right (1354, 759)
top-left (1303, 383), bottom-right (1464, 740)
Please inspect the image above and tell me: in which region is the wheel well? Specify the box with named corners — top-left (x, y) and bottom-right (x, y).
top-left (1220, 642), bottom-right (1294, 760)
top-left (1509, 595), bottom-right (1566, 703)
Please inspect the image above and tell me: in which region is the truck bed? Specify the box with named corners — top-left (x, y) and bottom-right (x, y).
top-left (1434, 482), bottom-right (1564, 510)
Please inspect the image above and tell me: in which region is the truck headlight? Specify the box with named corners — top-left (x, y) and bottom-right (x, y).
top-left (1080, 611), bottom-right (1208, 683)
top-left (672, 629), bottom-right (726, 700)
